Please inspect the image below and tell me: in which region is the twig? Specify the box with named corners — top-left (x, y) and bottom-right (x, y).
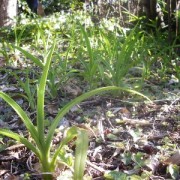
top-left (86, 160), bottom-right (105, 173)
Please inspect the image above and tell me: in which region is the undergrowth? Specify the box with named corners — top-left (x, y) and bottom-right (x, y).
top-left (0, 9), bottom-right (179, 179)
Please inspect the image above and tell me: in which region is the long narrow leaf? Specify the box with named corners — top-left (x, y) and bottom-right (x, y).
top-left (80, 25), bottom-right (98, 83)
top-left (0, 129), bottom-right (40, 158)
top-left (74, 129), bottom-right (89, 180)
top-left (50, 126), bottom-right (78, 169)
top-left (80, 25), bottom-right (93, 65)
top-left (12, 45), bottom-right (44, 68)
top-left (37, 42), bottom-right (56, 144)
top-left (0, 92), bottom-right (40, 146)
top-left (46, 86), bottom-right (152, 153)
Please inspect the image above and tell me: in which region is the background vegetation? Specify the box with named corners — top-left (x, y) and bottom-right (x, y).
top-left (0, 0), bottom-right (179, 179)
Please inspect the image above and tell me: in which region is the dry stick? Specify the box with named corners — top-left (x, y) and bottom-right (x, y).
top-left (5, 144), bottom-right (25, 151)
top-left (158, 96), bottom-right (180, 117)
top-left (117, 118), bottom-right (151, 126)
top-left (86, 160), bottom-right (105, 173)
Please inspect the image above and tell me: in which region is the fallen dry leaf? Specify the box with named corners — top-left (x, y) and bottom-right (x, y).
top-left (3, 173), bottom-right (19, 180)
top-left (0, 170), bottom-right (8, 176)
top-left (62, 79), bottom-right (82, 97)
top-left (0, 56), bottom-right (6, 67)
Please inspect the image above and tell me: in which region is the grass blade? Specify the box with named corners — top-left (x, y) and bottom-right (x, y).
top-left (80, 25), bottom-right (93, 66)
top-left (80, 25), bottom-right (97, 85)
top-left (74, 129), bottom-right (89, 180)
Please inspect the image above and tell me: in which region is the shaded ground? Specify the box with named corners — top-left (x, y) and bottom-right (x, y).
top-left (0, 67), bottom-right (180, 180)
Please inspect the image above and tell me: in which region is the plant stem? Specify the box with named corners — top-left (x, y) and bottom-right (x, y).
top-left (41, 159), bottom-right (54, 180)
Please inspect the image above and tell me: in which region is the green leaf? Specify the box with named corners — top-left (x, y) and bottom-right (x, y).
top-left (0, 129), bottom-right (40, 158)
top-left (80, 25), bottom-right (93, 66)
top-left (49, 87), bottom-right (149, 139)
top-left (104, 171), bottom-right (127, 180)
top-left (74, 129), bottom-right (89, 180)
top-left (37, 42), bottom-right (56, 144)
top-left (132, 152), bottom-right (146, 168)
top-left (14, 72), bottom-right (36, 110)
top-left (51, 126), bottom-right (78, 168)
top-left (121, 152), bottom-right (132, 165)
top-left (0, 92), bottom-right (40, 147)
top-left (167, 164), bottom-right (179, 180)
top-left (12, 45), bottom-right (44, 68)
top-left (46, 86), bottom-right (151, 161)
top-left (0, 144), bottom-right (7, 152)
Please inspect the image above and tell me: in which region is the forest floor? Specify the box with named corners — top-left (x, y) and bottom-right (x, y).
top-left (0, 66), bottom-right (180, 180)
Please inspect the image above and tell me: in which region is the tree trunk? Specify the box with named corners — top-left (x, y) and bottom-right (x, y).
top-left (0, 0), bottom-right (17, 27)
top-left (139, 0), bottom-right (157, 20)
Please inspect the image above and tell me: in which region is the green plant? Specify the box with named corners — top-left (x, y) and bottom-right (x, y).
top-left (46, 69), bottom-right (59, 98)
top-left (0, 43), bottom-right (151, 179)
top-left (0, 41), bottom-right (9, 64)
top-left (98, 26), bottom-right (145, 86)
top-left (79, 25), bottom-right (99, 88)
top-left (46, 39), bottom-right (79, 99)
top-left (77, 25), bottom-right (148, 88)
top-left (34, 21), bottom-right (52, 51)
top-left (13, 70), bottom-right (37, 110)
top-left (13, 45), bottom-right (44, 68)
top-left (172, 59), bottom-right (180, 84)
top-left (14, 25), bottom-right (26, 47)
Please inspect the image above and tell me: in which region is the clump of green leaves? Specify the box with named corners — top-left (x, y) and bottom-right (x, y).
top-left (13, 70), bottom-right (37, 110)
top-left (0, 43), bottom-right (151, 179)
